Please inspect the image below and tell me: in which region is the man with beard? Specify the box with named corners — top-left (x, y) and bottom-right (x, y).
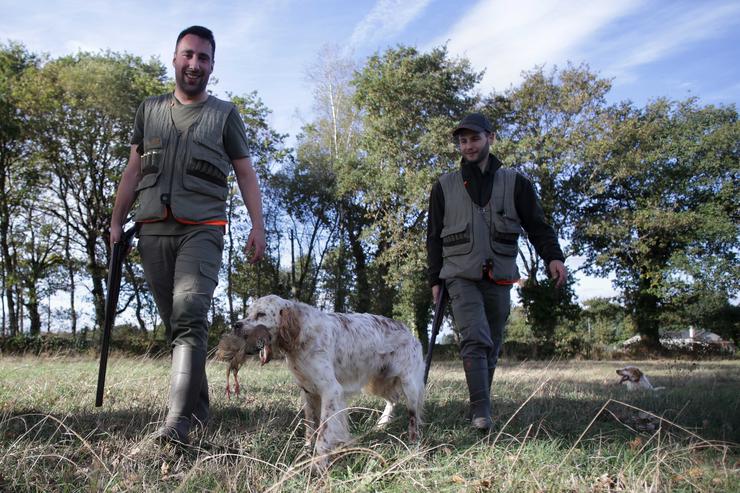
top-left (110, 26), bottom-right (265, 445)
top-left (426, 113), bottom-right (566, 431)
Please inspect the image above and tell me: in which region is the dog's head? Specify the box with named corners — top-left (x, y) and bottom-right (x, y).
top-left (233, 295), bottom-right (302, 363)
top-left (616, 366), bottom-right (643, 384)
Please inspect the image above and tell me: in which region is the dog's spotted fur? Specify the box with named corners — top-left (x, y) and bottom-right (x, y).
top-left (234, 295), bottom-right (425, 466)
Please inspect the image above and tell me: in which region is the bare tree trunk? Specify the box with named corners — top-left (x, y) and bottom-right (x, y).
top-left (63, 199), bottom-right (78, 336)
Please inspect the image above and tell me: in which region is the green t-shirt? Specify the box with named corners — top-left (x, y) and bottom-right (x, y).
top-left (130, 95), bottom-right (251, 235)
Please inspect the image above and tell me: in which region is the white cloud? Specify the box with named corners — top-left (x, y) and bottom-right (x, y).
top-left (602, 2), bottom-right (740, 81)
top-left (349, 0), bottom-right (432, 48)
top-left (435, 0), bottom-right (643, 91)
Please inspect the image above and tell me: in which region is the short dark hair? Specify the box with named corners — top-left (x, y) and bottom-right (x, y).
top-left (176, 26), bottom-right (215, 59)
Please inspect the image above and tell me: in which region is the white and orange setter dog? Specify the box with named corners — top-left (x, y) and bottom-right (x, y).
top-left (233, 295), bottom-right (425, 465)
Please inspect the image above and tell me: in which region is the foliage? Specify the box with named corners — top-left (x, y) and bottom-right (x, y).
top-left (573, 98), bottom-right (739, 346)
top-left (485, 64), bottom-right (611, 344)
top-left (0, 41), bottom-right (737, 362)
top-left (14, 50), bottom-right (169, 332)
top-left (519, 275), bottom-right (581, 356)
top-left (352, 44), bottom-right (481, 340)
top-left (579, 297), bottom-right (631, 344)
top-left (224, 91), bottom-right (289, 320)
top-left (0, 42), bottom-right (42, 336)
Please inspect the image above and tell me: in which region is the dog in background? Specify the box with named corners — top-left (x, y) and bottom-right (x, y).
top-left (233, 295), bottom-right (425, 467)
top-left (616, 366), bottom-right (664, 391)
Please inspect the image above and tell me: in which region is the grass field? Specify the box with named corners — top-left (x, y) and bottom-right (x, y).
top-left (0, 354), bottom-right (738, 492)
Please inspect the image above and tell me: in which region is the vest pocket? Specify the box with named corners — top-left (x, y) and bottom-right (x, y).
top-left (183, 142), bottom-right (230, 200)
top-left (491, 213), bottom-right (523, 236)
top-left (441, 223), bottom-right (473, 257)
top-left (136, 139), bottom-right (163, 191)
top-left (489, 242), bottom-right (519, 282)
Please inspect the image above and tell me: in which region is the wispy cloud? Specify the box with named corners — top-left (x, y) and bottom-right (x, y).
top-left (436, 0), bottom-right (740, 97)
top-left (435, 0), bottom-right (643, 91)
top-left (601, 2), bottom-right (740, 83)
top-left (349, 0), bottom-right (432, 48)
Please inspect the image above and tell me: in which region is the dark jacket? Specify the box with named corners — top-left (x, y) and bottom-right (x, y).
top-left (427, 154), bottom-right (565, 287)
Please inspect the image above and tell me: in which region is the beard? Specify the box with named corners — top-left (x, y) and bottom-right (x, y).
top-left (462, 145), bottom-right (489, 166)
top-left (176, 69), bottom-right (210, 97)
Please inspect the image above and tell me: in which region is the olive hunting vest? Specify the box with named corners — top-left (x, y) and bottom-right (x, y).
top-left (439, 167), bottom-right (523, 283)
top-left (134, 94), bottom-right (234, 225)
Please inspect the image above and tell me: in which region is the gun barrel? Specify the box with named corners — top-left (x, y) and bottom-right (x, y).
top-left (95, 228), bottom-right (135, 407)
top-left (423, 283), bottom-right (447, 385)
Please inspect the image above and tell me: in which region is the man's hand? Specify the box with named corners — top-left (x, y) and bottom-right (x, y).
top-left (109, 224), bottom-right (123, 250)
top-left (246, 227), bottom-right (266, 263)
top-left (548, 260), bottom-right (567, 289)
top-left (431, 284), bottom-right (441, 305)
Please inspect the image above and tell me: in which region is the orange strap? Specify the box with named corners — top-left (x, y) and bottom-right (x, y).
top-left (135, 207), bottom-right (228, 226)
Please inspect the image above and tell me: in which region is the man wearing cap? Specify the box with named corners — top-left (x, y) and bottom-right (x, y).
top-left (110, 25), bottom-right (265, 445)
top-left (426, 113), bottom-right (567, 431)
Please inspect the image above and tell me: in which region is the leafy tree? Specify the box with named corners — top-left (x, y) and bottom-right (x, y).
top-left (352, 44), bottom-right (480, 345)
top-left (579, 296), bottom-right (629, 345)
top-left (297, 46), bottom-right (374, 312)
top-left (519, 276), bottom-right (580, 356)
top-left (16, 200), bottom-right (65, 335)
top-left (484, 64), bottom-right (611, 348)
top-left (0, 42), bottom-right (40, 336)
top-left (573, 98), bottom-right (739, 348)
top-left (16, 51), bottom-right (168, 333)
top-left (224, 91), bottom-right (288, 322)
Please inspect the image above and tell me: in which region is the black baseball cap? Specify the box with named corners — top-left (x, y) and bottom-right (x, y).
top-left (452, 112), bottom-right (493, 136)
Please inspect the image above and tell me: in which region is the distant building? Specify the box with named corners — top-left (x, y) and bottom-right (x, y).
top-left (622, 328), bottom-right (735, 354)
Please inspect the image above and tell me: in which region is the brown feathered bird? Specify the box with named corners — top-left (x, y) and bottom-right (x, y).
top-left (215, 324), bottom-right (272, 398)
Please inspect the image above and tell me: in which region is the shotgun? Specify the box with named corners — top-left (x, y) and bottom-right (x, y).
top-left (95, 226), bottom-right (136, 407)
top-left (423, 282), bottom-right (448, 385)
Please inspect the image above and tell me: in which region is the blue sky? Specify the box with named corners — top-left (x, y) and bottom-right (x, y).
top-left (2, 0), bottom-right (739, 300)
top-left (3, 0), bottom-right (738, 135)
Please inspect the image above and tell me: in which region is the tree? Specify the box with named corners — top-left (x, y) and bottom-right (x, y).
top-left (573, 98), bottom-right (739, 348)
top-left (224, 91), bottom-right (288, 322)
top-left (17, 51), bottom-right (168, 333)
top-left (352, 44), bottom-right (481, 346)
top-left (298, 46), bottom-right (374, 312)
top-left (483, 64), bottom-right (611, 348)
top-left (579, 297), bottom-right (629, 345)
top-left (16, 198), bottom-right (65, 335)
top-left (0, 42), bottom-right (40, 336)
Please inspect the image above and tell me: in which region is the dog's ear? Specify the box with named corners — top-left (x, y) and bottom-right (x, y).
top-left (278, 306), bottom-right (301, 352)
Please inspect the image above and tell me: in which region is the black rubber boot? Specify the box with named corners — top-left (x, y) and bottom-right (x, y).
top-left (191, 373), bottom-right (210, 430)
top-left (156, 345), bottom-right (206, 445)
top-left (463, 358), bottom-right (492, 431)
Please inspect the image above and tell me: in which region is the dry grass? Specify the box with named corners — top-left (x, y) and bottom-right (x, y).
top-left (1, 355), bottom-right (738, 492)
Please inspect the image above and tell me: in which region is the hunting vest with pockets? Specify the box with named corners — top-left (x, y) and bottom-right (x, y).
top-left (134, 94), bottom-right (234, 225)
top-left (439, 167), bottom-right (523, 283)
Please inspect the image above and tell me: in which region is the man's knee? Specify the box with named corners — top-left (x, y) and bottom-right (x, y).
top-left (170, 291), bottom-right (211, 349)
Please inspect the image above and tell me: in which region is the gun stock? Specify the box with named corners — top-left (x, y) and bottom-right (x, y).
top-left (423, 283), bottom-right (448, 385)
top-left (95, 227), bottom-right (135, 407)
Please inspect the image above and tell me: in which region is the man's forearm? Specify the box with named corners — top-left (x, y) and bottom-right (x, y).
top-left (111, 146), bottom-right (142, 229)
top-left (233, 157), bottom-right (264, 229)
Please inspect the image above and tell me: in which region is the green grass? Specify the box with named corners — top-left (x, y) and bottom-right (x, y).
top-left (1, 355), bottom-right (738, 492)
